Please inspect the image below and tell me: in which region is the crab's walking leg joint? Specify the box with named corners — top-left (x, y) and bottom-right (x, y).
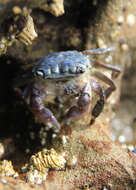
top-left (65, 84), bottom-right (91, 120)
top-left (90, 80), bottom-right (105, 124)
top-left (93, 71), bottom-right (116, 99)
top-left (94, 61), bottom-right (121, 79)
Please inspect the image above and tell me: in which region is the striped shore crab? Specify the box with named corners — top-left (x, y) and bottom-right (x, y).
top-left (14, 47), bottom-right (121, 134)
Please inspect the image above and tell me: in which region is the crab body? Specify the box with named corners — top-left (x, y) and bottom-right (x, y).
top-left (15, 47), bottom-right (121, 134)
top-left (32, 51), bottom-right (91, 79)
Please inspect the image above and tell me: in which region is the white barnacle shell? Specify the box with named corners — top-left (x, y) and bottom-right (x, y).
top-left (0, 160), bottom-right (18, 178)
top-left (30, 148), bottom-right (66, 171)
top-left (17, 15), bottom-right (37, 45)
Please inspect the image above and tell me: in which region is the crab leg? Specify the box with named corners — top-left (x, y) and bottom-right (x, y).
top-left (93, 70), bottom-right (116, 99)
top-left (90, 80), bottom-right (105, 124)
top-left (90, 68), bottom-right (116, 124)
top-left (94, 61), bottom-right (121, 78)
top-left (90, 68), bottom-right (117, 124)
top-left (82, 46), bottom-right (115, 55)
top-left (82, 47), bottom-right (121, 78)
top-left (29, 86), bottom-right (61, 133)
top-left (32, 107), bottom-right (61, 133)
top-left (90, 67), bottom-right (119, 124)
top-left (65, 84), bottom-right (91, 119)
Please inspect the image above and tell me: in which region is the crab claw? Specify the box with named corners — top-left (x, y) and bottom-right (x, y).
top-left (65, 93), bottom-right (91, 120)
top-left (32, 107), bottom-right (61, 133)
top-left (30, 92), bottom-right (61, 133)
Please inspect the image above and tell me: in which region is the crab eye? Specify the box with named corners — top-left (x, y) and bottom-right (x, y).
top-left (35, 70), bottom-right (45, 78)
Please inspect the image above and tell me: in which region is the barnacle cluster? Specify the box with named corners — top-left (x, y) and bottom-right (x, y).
top-left (0, 160), bottom-right (18, 178)
top-left (24, 148), bottom-right (66, 184)
top-left (0, 7), bottom-right (37, 55)
top-left (7, 7), bottom-right (37, 45)
top-left (30, 148), bottom-right (66, 170)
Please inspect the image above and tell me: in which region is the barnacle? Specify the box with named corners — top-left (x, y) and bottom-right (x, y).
top-left (25, 148), bottom-right (66, 183)
top-left (30, 148), bottom-right (66, 171)
top-left (17, 14), bottom-right (37, 45)
top-left (12, 7), bottom-right (37, 45)
top-left (0, 8), bottom-right (37, 55)
top-left (0, 160), bottom-right (18, 177)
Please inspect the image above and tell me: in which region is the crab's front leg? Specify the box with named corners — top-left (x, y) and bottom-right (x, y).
top-left (65, 83), bottom-right (92, 120)
top-left (27, 85), bottom-right (61, 133)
